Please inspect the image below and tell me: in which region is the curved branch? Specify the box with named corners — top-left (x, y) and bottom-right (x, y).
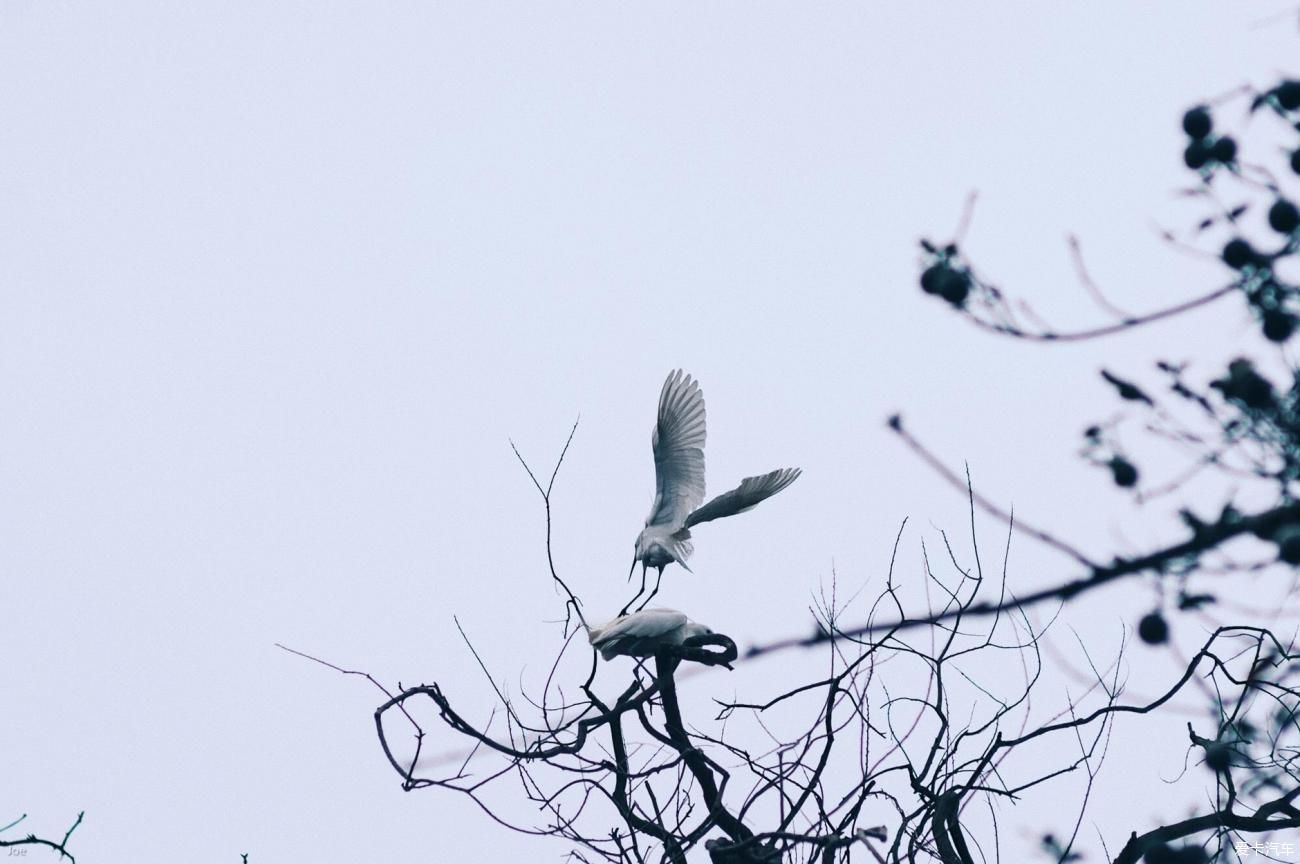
top-left (654, 652), bottom-right (754, 846)
top-left (931, 792), bottom-right (974, 864)
top-left (0, 811), bottom-right (83, 863)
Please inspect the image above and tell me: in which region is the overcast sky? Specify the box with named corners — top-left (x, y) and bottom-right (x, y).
top-left (3, 3), bottom-right (1297, 862)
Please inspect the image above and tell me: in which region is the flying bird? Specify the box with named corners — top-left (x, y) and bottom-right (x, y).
top-left (586, 608), bottom-right (713, 660)
top-left (629, 370), bottom-right (801, 597)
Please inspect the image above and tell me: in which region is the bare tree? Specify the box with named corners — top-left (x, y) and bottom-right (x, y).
top-left (285, 49), bottom-right (1300, 864)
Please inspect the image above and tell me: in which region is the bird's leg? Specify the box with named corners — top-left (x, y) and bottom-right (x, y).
top-left (619, 561), bottom-right (649, 617)
top-left (635, 566), bottom-right (665, 612)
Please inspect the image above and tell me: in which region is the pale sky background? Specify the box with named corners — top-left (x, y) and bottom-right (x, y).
top-left (3, 3), bottom-right (1298, 862)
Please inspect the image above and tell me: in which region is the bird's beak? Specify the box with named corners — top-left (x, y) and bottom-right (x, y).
top-left (626, 555), bottom-right (638, 582)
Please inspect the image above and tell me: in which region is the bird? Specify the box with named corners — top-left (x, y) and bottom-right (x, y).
top-left (586, 608), bottom-right (713, 660)
top-left (628, 369), bottom-right (801, 603)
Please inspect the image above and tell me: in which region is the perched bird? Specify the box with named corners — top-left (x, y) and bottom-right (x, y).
top-left (630, 370), bottom-right (801, 595)
top-left (586, 608), bottom-right (713, 660)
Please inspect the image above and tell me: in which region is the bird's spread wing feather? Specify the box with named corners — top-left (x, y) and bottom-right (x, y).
top-left (685, 467), bottom-right (801, 528)
top-left (645, 370), bottom-right (706, 529)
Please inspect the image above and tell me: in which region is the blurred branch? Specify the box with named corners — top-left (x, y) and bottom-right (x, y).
top-left (965, 281), bottom-right (1238, 343)
top-left (745, 498), bottom-right (1300, 657)
top-left (1113, 789), bottom-right (1300, 864)
top-left (886, 416), bottom-right (1095, 568)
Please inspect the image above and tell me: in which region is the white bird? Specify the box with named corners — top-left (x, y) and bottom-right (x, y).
top-left (630, 370), bottom-right (801, 596)
top-left (586, 608), bottom-right (713, 660)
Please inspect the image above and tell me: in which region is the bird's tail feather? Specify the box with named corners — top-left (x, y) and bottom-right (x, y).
top-left (669, 532), bottom-right (694, 569)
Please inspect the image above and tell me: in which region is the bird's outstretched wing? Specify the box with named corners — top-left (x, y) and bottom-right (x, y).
top-left (645, 370), bottom-right (706, 529)
top-left (685, 467), bottom-right (801, 528)
top-left (588, 608), bottom-right (689, 659)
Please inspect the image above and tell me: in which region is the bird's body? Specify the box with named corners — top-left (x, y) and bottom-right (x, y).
top-left (587, 608), bottom-right (713, 660)
top-left (634, 524), bottom-right (693, 572)
top-left (629, 370), bottom-right (801, 589)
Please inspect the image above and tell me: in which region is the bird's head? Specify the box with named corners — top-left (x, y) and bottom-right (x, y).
top-left (682, 621), bottom-right (713, 642)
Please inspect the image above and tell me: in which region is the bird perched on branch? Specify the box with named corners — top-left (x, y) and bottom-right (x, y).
top-left (629, 370), bottom-right (801, 598)
top-left (586, 608), bottom-right (713, 660)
